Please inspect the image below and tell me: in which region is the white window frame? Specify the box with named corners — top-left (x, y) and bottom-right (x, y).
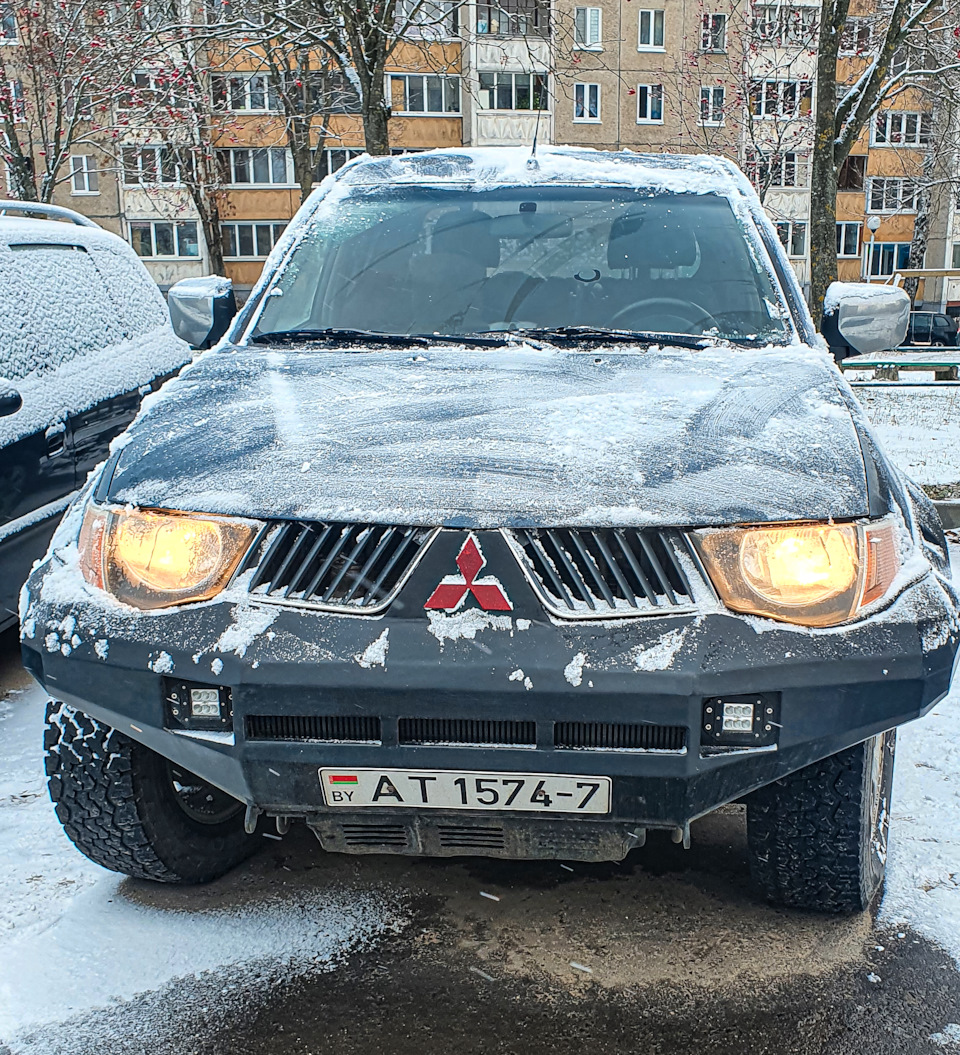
top-left (636, 82), bottom-right (663, 124)
top-left (121, 144), bottom-right (181, 186)
top-left (865, 240), bottom-right (910, 277)
top-left (836, 221), bottom-right (861, 258)
top-left (574, 6), bottom-right (602, 48)
top-left (872, 110), bottom-right (931, 147)
top-left (775, 219), bottom-right (807, 258)
top-left (388, 73), bottom-right (461, 114)
top-left (840, 16), bottom-right (874, 55)
top-left (222, 220), bottom-right (287, 260)
top-left (637, 8), bottom-right (665, 50)
top-left (69, 154), bottom-right (99, 194)
top-left (699, 86), bottom-right (724, 126)
top-left (867, 176), bottom-right (918, 213)
top-left (220, 147), bottom-right (292, 186)
top-left (952, 242), bottom-right (960, 270)
top-left (4, 78), bottom-right (22, 121)
top-left (1, 3), bottom-right (16, 43)
top-left (128, 219), bottom-right (199, 259)
top-left (700, 12), bottom-right (726, 51)
top-left (573, 81), bottom-right (600, 122)
top-left (477, 71), bottom-right (549, 111)
top-left (214, 72), bottom-right (279, 113)
top-left (749, 78), bottom-right (812, 119)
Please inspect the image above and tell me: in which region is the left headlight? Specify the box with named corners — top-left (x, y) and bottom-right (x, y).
top-left (79, 505), bottom-right (260, 610)
top-left (691, 518), bottom-right (901, 628)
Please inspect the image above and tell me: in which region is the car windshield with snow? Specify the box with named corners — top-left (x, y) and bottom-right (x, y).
top-left (20, 148), bottom-right (960, 915)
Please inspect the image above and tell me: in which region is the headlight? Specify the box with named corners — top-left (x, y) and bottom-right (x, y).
top-left (79, 505), bottom-right (259, 610)
top-left (691, 518), bottom-right (901, 627)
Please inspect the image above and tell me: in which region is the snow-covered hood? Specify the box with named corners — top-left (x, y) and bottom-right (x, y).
top-left (104, 341), bottom-right (870, 528)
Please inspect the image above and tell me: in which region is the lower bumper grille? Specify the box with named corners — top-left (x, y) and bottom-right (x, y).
top-left (341, 823), bottom-right (408, 847)
top-left (398, 718), bottom-right (536, 747)
top-left (437, 825), bottom-right (506, 850)
top-left (245, 714), bottom-right (382, 743)
top-left (554, 721), bottom-right (686, 752)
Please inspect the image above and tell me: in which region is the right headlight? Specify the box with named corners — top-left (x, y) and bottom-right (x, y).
top-left (691, 517), bottom-right (901, 628)
top-left (78, 504), bottom-right (259, 610)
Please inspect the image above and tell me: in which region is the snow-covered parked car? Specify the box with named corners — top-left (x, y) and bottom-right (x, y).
top-left (0, 201), bottom-right (192, 633)
top-left (20, 148), bottom-right (960, 913)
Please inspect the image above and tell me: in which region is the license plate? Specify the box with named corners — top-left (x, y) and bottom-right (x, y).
top-left (320, 768), bottom-right (611, 814)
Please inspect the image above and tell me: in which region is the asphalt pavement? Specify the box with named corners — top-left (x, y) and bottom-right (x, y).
top-left (2, 627), bottom-right (959, 1055)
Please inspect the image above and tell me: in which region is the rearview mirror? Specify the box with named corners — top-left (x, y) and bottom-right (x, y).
top-left (821, 282), bottom-right (910, 359)
top-left (0, 381), bottom-right (22, 418)
top-left (168, 276), bottom-right (237, 349)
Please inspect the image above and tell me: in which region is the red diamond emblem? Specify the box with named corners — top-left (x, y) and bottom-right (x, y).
top-left (424, 534), bottom-right (513, 612)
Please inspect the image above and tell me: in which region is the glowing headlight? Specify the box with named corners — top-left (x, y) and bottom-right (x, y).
top-left (79, 504), bottom-right (260, 610)
top-left (692, 518), bottom-right (901, 627)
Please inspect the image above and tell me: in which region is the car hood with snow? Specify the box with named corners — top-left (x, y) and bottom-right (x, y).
top-left (104, 340), bottom-right (869, 529)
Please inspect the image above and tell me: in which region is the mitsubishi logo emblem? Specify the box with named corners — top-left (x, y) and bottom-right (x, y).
top-left (424, 534), bottom-right (513, 612)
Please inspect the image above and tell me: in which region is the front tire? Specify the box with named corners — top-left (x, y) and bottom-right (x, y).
top-left (746, 731), bottom-right (895, 913)
top-left (44, 700), bottom-right (257, 883)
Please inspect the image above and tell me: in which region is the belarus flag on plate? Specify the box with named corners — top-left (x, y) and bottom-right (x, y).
top-left (328, 774), bottom-right (358, 785)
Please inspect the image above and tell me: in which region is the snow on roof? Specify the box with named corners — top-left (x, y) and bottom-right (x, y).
top-left (335, 146), bottom-right (752, 197)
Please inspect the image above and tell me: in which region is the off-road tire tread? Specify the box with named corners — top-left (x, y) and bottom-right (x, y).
top-left (45, 700), bottom-right (253, 883)
top-left (746, 736), bottom-right (889, 914)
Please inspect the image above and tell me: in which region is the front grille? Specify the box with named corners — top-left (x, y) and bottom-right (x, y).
top-left (398, 717), bottom-right (537, 747)
top-left (241, 520), bottom-right (435, 612)
top-left (245, 714), bottom-right (381, 743)
top-left (341, 823), bottom-right (408, 847)
top-left (437, 825), bottom-right (506, 850)
top-left (507, 527), bottom-right (693, 618)
top-left (555, 721), bottom-right (686, 752)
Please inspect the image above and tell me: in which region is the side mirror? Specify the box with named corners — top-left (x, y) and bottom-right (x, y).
top-left (821, 282), bottom-right (910, 359)
top-left (0, 382), bottom-right (22, 418)
top-left (167, 276), bottom-right (238, 349)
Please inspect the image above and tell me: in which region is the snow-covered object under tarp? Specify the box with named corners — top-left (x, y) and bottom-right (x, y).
top-left (104, 341), bottom-right (870, 528)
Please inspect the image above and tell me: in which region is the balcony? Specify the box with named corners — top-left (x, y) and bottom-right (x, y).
top-left (476, 1), bottom-right (550, 38)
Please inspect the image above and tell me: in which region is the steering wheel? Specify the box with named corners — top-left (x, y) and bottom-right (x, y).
top-left (609, 296), bottom-right (719, 334)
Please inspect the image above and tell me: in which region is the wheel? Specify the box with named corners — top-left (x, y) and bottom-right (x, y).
top-left (44, 700), bottom-right (258, 883)
top-left (745, 731), bottom-right (895, 913)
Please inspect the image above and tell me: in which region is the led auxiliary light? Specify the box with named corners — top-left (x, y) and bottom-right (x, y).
top-left (721, 702), bottom-right (754, 733)
top-left (190, 688), bottom-right (221, 718)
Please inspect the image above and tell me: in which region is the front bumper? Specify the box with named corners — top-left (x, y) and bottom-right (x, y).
top-left (21, 530), bottom-right (960, 859)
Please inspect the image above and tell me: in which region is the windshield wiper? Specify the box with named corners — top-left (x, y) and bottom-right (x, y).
top-left (478, 326), bottom-right (723, 349)
top-left (410, 332), bottom-right (513, 347)
top-left (250, 328), bottom-right (430, 347)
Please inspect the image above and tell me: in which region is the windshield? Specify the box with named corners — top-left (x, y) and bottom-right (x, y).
top-left (251, 186), bottom-right (793, 344)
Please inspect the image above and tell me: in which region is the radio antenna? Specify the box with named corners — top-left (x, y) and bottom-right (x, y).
top-left (528, 75), bottom-right (545, 170)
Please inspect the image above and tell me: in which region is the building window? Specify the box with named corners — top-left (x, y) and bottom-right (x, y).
top-left (222, 221), bottom-right (287, 259)
top-left (837, 154), bottom-right (866, 191)
top-left (119, 70), bottom-right (179, 109)
top-left (574, 82), bottom-right (600, 122)
top-left (574, 6), bottom-right (602, 47)
top-left (69, 155), bottom-right (99, 194)
top-left (397, 0), bottom-right (461, 37)
top-left (4, 78), bottom-right (23, 120)
top-left (953, 242), bottom-right (960, 269)
top-left (218, 147), bottom-right (290, 185)
top-left (637, 9), bottom-right (664, 49)
top-left (315, 147), bottom-right (364, 180)
top-left (1, 3), bottom-right (16, 42)
top-left (699, 86), bottom-right (724, 126)
top-left (749, 79), bottom-right (812, 119)
top-left (122, 145), bottom-right (180, 185)
top-left (636, 83), bottom-right (663, 123)
top-left (700, 13), bottom-right (726, 51)
top-left (475, 1), bottom-right (547, 36)
top-left (866, 241), bottom-right (910, 277)
top-left (868, 176), bottom-right (918, 213)
top-left (840, 16), bottom-right (874, 54)
top-left (873, 110), bottom-right (931, 147)
top-left (129, 220), bottom-right (199, 259)
top-left (775, 220), bottom-right (807, 258)
top-left (836, 221), bottom-right (861, 258)
top-left (745, 150), bottom-right (804, 188)
top-left (752, 5), bottom-right (817, 45)
top-left (211, 72), bottom-right (280, 113)
top-left (388, 74), bottom-right (460, 114)
top-left (478, 71), bottom-right (548, 110)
